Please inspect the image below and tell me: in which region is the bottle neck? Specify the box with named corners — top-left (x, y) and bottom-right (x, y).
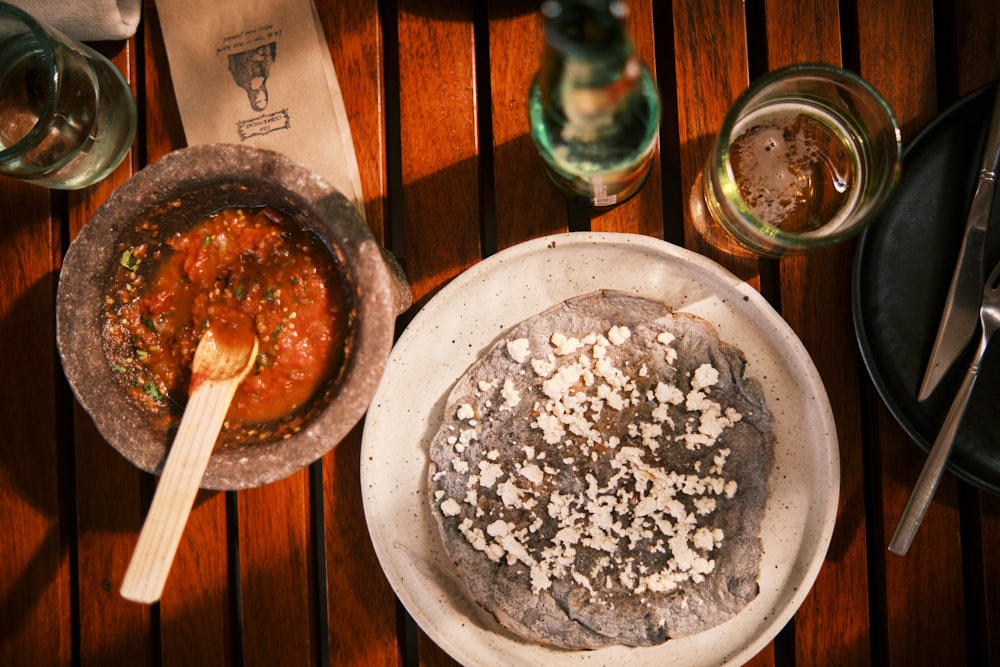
top-left (542, 0), bottom-right (632, 80)
top-left (529, 0), bottom-right (660, 207)
top-left (539, 0), bottom-right (640, 142)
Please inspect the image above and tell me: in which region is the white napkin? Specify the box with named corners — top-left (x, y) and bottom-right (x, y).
top-left (6, 0), bottom-right (141, 41)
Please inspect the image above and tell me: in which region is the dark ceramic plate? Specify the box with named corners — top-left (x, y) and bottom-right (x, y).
top-left (853, 80), bottom-right (1000, 495)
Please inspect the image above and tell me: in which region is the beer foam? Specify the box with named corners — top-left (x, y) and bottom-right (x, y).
top-left (728, 106), bottom-right (855, 232)
top-left (731, 119), bottom-right (815, 225)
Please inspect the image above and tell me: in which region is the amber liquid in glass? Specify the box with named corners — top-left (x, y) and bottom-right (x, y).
top-left (728, 101), bottom-right (862, 234)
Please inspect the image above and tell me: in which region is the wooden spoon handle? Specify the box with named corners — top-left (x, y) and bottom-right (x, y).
top-left (120, 377), bottom-right (242, 603)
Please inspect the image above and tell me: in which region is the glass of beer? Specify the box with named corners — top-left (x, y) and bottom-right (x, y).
top-left (0, 2), bottom-right (136, 189)
top-left (703, 64), bottom-right (901, 256)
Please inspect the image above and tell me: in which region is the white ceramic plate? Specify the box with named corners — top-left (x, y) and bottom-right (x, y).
top-left (361, 232), bottom-right (839, 666)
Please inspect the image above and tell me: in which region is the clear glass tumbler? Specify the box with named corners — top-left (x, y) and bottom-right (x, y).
top-left (0, 2), bottom-right (136, 189)
top-left (703, 64), bottom-right (902, 257)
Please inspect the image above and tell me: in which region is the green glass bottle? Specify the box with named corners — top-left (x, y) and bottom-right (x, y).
top-left (528, 0), bottom-right (660, 209)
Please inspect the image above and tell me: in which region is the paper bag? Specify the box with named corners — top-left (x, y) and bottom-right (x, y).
top-left (155, 0), bottom-right (365, 218)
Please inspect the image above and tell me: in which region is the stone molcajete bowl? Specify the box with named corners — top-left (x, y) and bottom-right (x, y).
top-left (56, 144), bottom-right (411, 489)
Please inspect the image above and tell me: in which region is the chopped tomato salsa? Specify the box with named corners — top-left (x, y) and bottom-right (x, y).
top-left (103, 205), bottom-right (351, 443)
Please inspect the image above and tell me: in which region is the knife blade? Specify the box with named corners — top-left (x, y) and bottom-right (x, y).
top-left (918, 82), bottom-right (1000, 402)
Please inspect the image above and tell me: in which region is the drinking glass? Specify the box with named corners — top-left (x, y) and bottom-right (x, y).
top-left (702, 64), bottom-right (902, 257)
top-left (0, 2), bottom-right (136, 189)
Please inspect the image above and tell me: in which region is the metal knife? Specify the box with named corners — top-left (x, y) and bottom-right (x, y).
top-left (918, 82), bottom-right (1000, 402)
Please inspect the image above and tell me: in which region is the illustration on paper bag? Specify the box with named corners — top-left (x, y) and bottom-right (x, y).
top-left (228, 43), bottom-right (275, 111)
top-left (217, 23), bottom-right (290, 141)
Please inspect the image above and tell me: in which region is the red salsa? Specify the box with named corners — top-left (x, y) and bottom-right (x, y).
top-left (103, 205), bottom-right (350, 443)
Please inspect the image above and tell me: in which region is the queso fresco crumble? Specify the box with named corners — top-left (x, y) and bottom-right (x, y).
top-left (431, 323), bottom-right (745, 600)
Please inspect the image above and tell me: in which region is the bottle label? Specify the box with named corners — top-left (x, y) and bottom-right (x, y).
top-left (582, 142), bottom-right (655, 207)
top-left (592, 179), bottom-right (616, 207)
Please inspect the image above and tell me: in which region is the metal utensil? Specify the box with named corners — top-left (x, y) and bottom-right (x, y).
top-left (890, 259), bottom-right (1000, 555)
top-left (918, 82), bottom-right (1000, 402)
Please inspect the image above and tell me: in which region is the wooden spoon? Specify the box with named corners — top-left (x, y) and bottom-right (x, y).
top-left (120, 326), bottom-right (258, 604)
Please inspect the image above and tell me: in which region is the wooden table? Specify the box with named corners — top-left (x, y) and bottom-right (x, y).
top-left (2, 0), bottom-right (999, 664)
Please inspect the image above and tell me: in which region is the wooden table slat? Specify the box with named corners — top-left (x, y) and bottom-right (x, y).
top-left (671, 0), bottom-right (761, 287)
top-left (65, 38), bottom-right (153, 666)
top-left (321, 0), bottom-right (389, 242)
top-left (73, 413), bottom-right (152, 666)
top-left (397, 0), bottom-right (482, 304)
top-left (488, 5), bottom-right (570, 249)
top-left (982, 492), bottom-right (1000, 663)
top-left (0, 181), bottom-right (67, 666)
top-left (159, 491), bottom-right (232, 666)
top-left (238, 471), bottom-right (315, 666)
top-left (756, 2), bottom-right (873, 665)
top-left (853, 2), bottom-right (971, 665)
top-left (322, 428), bottom-right (401, 666)
top-left (142, 1), bottom-right (187, 164)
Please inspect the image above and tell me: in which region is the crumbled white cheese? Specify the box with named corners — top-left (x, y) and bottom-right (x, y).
top-left (655, 382), bottom-right (684, 405)
top-left (531, 355), bottom-right (556, 377)
top-left (520, 463), bottom-right (544, 485)
top-left (439, 319), bottom-right (751, 599)
top-left (533, 412), bottom-right (565, 444)
top-left (550, 332), bottom-right (582, 356)
top-left (608, 325), bottom-right (631, 345)
top-left (710, 448), bottom-right (731, 475)
top-left (543, 365), bottom-right (581, 401)
top-left (500, 378), bottom-right (521, 410)
top-left (478, 460), bottom-right (504, 487)
top-left (692, 363), bottom-right (720, 391)
top-left (692, 526), bottom-right (724, 551)
top-left (458, 427), bottom-right (478, 447)
top-left (640, 422), bottom-right (663, 451)
top-left (440, 498), bottom-right (462, 516)
top-left (507, 338), bottom-right (531, 363)
top-left (497, 477), bottom-right (526, 507)
top-left (693, 496), bottom-right (717, 515)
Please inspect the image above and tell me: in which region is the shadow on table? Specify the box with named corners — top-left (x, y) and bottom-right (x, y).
top-left (393, 0), bottom-right (539, 22)
top-left (0, 271), bottom-right (66, 643)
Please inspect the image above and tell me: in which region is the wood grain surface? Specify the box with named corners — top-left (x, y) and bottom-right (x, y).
top-left (0, 0), bottom-right (998, 665)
